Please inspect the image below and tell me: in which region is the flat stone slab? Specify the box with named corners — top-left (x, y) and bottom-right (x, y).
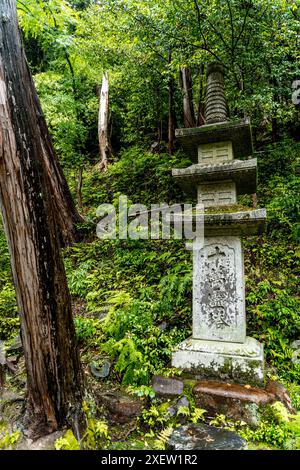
top-left (168, 423), bottom-right (247, 450)
top-left (172, 336), bottom-right (265, 387)
top-left (194, 380), bottom-right (271, 405)
top-left (175, 120), bottom-right (253, 162)
top-left (152, 375), bottom-right (184, 396)
top-left (204, 209), bottom-right (266, 236)
top-left (172, 158), bottom-right (257, 195)
top-left (175, 209), bottom-right (266, 237)
top-left (193, 379), bottom-right (295, 426)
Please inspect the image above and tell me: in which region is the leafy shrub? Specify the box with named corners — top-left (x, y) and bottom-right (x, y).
top-left (0, 284), bottom-right (19, 340)
top-left (81, 147), bottom-right (191, 208)
top-left (74, 316), bottom-right (102, 343)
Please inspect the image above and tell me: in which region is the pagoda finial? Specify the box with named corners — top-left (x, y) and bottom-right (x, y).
top-left (205, 62), bottom-right (228, 124)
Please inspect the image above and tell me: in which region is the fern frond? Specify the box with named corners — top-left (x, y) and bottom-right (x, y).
top-left (153, 426), bottom-right (174, 450)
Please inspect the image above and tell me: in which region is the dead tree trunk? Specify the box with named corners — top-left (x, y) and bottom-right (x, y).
top-left (180, 67), bottom-right (196, 128)
top-left (0, 0), bottom-right (84, 438)
top-left (98, 72), bottom-right (112, 171)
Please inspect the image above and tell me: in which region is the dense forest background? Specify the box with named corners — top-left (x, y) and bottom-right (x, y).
top-left (0, 0), bottom-right (300, 450)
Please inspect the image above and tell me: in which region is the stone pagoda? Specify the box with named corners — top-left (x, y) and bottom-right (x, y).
top-left (172, 63), bottom-right (266, 387)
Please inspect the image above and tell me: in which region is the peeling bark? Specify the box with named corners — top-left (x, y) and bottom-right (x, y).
top-left (0, 0), bottom-right (84, 438)
top-left (180, 67), bottom-right (196, 128)
top-left (98, 72), bottom-right (112, 171)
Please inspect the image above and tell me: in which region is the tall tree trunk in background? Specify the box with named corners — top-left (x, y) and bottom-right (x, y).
top-left (196, 63), bottom-right (205, 126)
top-left (77, 167), bottom-right (83, 210)
top-left (168, 50), bottom-right (176, 155)
top-left (0, 0), bottom-right (84, 438)
top-left (98, 72), bottom-right (112, 171)
top-left (180, 67), bottom-right (196, 128)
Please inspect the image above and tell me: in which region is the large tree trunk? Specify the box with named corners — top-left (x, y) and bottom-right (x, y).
top-left (0, 0), bottom-right (84, 438)
top-left (98, 72), bottom-right (112, 171)
top-left (180, 67), bottom-right (196, 128)
top-left (167, 51), bottom-right (176, 155)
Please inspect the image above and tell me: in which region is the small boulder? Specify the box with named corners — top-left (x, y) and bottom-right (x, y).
top-left (17, 431), bottom-right (64, 450)
top-left (176, 395), bottom-right (190, 409)
top-left (99, 391), bottom-right (143, 424)
top-left (168, 423), bottom-right (247, 450)
top-left (152, 376), bottom-right (184, 397)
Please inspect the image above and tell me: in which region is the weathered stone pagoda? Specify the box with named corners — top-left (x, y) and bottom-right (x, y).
top-left (172, 63), bottom-right (266, 387)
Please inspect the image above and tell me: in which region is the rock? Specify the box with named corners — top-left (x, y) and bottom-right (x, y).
top-left (265, 380), bottom-right (296, 414)
top-left (166, 406), bottom-right (177, 418)
top-left (292, 349), bottom-right (300, 365)
top-left (0, 341), bottom-right (6, 365)
top-left (167, 395), bottom-right (190, 419)
top-left (152, 376), bottom-right (184, 397)
top-left (291, 339), bottom-right (300, 350)
top-left (158, 321), bottom-right (168, 331)
top-left (99, 391), bottom-right (143, 424)
top-left (193, 380), bottom-right (273, 426)
top-left (91, 360), bottom-right (111, 379)
top-left (17, 431), bottom-right (63, 450)
top-left (168, 423), bottom-right (247, 450)
top-left (176, 395), bottom-right (190, 409)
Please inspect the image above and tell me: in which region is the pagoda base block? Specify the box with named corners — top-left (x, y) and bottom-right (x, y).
top-left (172, 336), bottom-right (264, 387)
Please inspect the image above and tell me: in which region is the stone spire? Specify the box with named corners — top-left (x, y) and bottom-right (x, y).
top-left (172, 61), bottom-right (266, 387)
top-left (205, 62), bottom-right (228, 124)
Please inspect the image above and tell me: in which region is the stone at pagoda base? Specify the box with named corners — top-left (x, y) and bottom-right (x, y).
top-left (172, 336), bottom-right (264, 387)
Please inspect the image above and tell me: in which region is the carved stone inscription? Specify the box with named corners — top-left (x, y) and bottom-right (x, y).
top-left (193, 237), bottom-right (246, 343)
top-left (198, 141), bottom-right (233, 165)
top-left (198, 181), bottom-right (237, 207)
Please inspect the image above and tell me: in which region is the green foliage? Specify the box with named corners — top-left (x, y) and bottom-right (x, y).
top-left (141, 398), bottom-right (206, 437)
top-left (209, 406), bottom-right (300, 450)
top-left (241, 420), bottom-right (293, 449)
top-left (0, 431), bottom-right (21, 450)
top-left (141, 402), bottom-right (173, 430)
top-left (0, 223), bottom-right (19, 341)
top-left (152, 426), bottom-right (173, 450)
top-left (55, 402), bottom-right (110, 450)
top-left (74, 316), bottom-right (102, 343)
top-left (81, 147), bottom-right (189, 208)
top-left (245, 237), bottom-right (300, 382)
top-left (0, 284), bottom-right (19, 341)
top-left (127, 385), bottom-right (156, 400)
top-left (55, 429), bottom-right (81, 450)
top-left (101, 294), bottom-right (188, 386)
